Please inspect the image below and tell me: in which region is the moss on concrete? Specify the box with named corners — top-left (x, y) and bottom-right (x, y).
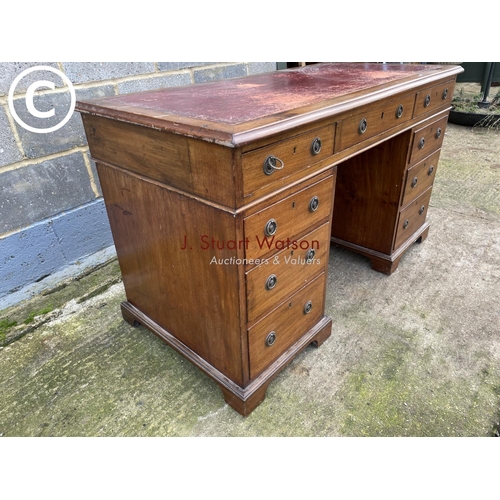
top-left (0, 259), bottom-right (121, 324)
top-left (0, 259), bottom-right (121, 347)
top-left (0, 282), bottom-right (225, 436)
top-left (337, 323), bottom-right (500, 436)
top-left (1, 258), bottom-right (499, 436)
top-left (23, 307), bottom-right (54, 325)
top-left (0, 318), bottom-right (17, 343)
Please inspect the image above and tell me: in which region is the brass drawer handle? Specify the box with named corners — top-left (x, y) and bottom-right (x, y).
top-left (304, 301), bottom-right (313, 315)
top-left (428, 165), bottom-right (434, 176)
top-left (435, 128), bottom-right (442, 139)
top-left (309, 196), bottom-right (319, 212)
top-left (265, 331), bottom-right (276, 347)
top-left (265, 274), bottom-right (277, 291)
top-left (305, 248), bottom-right (316, 262)
top-left (263, 155), bottom-right (284, 176)
top-left (264, 219), bottom-right (277, 237)
top-left (418, 137), bottom-right (425, 150)
top-left (358, 118), bottom-right (368, 134)
top-left (396, 104), bottom-right (404, 119)
top-left (443, 88), bottom-right (448, 99)
top-left (411, 177), bottom-right (418, 188)
top-left (424, 94), bottom-right (431, 107)
top-left (311, 137), bottom-right (322, 155)
top-left (419, 205), bottom-right (425, 215)
top-left (403, 219), bottom-right (409, 229)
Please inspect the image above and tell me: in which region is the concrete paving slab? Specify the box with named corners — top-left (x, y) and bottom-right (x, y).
top-left (0, 124), bottom-right (499, 436)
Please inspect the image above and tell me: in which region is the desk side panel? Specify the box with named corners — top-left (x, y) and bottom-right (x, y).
top-left (97, 163), bottom-right (245, 385)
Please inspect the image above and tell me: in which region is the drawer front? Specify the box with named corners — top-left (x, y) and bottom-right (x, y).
top-left (246, 223), bottom-right (330, 323)
top-left (409, 114), bottom-right (448, 165)
top-left (242, 124), bottom-right (335, 196)
top-left (339, 92), bottom-right (416, 150)
top-left (248, 273), bottom-right (325, 379)
top-left (414, 79), bottom-right (455, 118)
top-left (394, 188), bottom-right (433, 249)
top-left (402, 150), bottom-right (440, 207)
top-left (244, 174), bottom-right (335, 261)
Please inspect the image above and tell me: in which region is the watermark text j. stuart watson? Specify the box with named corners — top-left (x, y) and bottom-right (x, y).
top-left (180, 234), bottom-right (320, 251)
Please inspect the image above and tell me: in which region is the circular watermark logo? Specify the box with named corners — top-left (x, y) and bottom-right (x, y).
top-left (8, 65), bottom-right (76, 134)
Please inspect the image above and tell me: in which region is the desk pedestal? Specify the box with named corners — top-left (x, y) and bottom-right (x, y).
top-left (331, 112), bottom-right (448, 275)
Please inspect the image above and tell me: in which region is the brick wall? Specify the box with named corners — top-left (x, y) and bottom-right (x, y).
top-left (0, 62), bottom-right (277, 304)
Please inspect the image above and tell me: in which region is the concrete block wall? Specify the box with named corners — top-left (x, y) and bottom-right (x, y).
top-left (0, 62), bottom-right (277, 304)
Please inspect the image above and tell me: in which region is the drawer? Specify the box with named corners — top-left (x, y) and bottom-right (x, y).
top-left (248, 273), bottom-right (325, 379)
top-left (242, 124), bottom-right (335, 196)
top-left (246, 223), bottom-right (330, 323)
top-left (408, 114), bottom-right (448, 166)
top-left (401, 150), bottom-right (440, 207)
top-left (339, 92), bottom-right (416, 150)
top-left (414, 79), bottom-right (455, 118)
top-left (394, 188), bottom-right (433, 249)
top-left (244, 174), bottom-right (335, 261)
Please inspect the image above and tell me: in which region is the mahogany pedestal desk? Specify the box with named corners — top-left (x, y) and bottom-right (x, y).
top-left (77, 63), bottom-right (463, 416)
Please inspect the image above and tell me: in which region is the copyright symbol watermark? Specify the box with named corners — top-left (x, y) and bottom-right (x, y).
top-left (8, 65), bottom-right (76, 134)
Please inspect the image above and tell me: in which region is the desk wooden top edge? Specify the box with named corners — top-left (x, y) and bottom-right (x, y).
top-left (76, 63), bottom-right (463, 148)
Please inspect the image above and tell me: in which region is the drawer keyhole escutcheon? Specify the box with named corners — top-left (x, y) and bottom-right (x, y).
top-left (263, 155), bottom-right (284, 176)
top-left (305, 249), bottom-right (316, 262)
top-left (419, 205), bottom-right (425, 215)
top-left (435, 128), bottom-right (442, 139)
top-left (428, 165), bottom-right (434, 176)
top-left (309, 196), bottom-right (319, 212)
top-left (311, 137), bottom-right (322, 155)
top-left (418, 137), bottom-right (425, 150)
top-left (443, 88), bottom-right (448, 99)
top-left (403, 220), bottom-right (409, 229)
top-left (358, 118), bottom-right (368, 134)
top-left (265, 274), bottom-right (278, 291)
top-left (264, 219), bottom-right (278, 237)
top-left (396, 104), bottom-right (404, 119)
top-left (265, 331), bottom-right (276, 347)
top-left (411, 177), bottom-right (418, 188)
top-left (424, 94), bottom-right (431, 107)
top-left (304, 301), bottom-right (313, 315)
